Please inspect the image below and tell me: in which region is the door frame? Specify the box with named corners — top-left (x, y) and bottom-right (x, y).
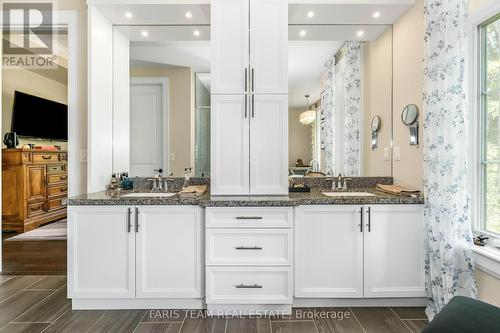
top-left (129, 77), bottom-right (169, 175)
top-left (0, 11), bottom-right (81, 272)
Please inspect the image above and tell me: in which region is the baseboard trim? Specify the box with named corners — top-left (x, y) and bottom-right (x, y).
top-left (71, 298), bottom-right (205, 310)
top-left (293, 297), bottom-right (426, 307)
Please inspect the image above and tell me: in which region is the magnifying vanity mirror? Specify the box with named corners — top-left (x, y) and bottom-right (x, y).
top-left (401, 104), bottom-right (419, 146)
top-left (371, 116), bottom-right (381, 151)
top-left (288, 23), bottom-right (393, 177)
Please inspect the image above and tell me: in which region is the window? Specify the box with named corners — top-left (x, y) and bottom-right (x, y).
top-left (479, 13), bottom-right (500, 235)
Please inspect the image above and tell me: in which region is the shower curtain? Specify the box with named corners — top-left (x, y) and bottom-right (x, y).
top-left (423, 0), bottom-right (477, 319)
top-left (343, 41), bottom-right (362, 176)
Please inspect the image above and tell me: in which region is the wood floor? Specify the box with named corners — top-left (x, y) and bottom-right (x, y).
top-left (0, 275), bottom-right (429, 333)
top-left (1, 235), bottom-right (67, 275)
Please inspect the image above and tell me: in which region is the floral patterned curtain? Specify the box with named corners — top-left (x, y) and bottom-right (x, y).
top-left (423, 0), bottom-right (476, 319)
top-left (343, 41), bottom-right (361, 176)
top-left (321, 55), bottom-right (335, 173)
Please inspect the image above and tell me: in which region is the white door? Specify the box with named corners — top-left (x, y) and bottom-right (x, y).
top-left (250, 0), bottom-right (288, 94)
top-left (211, 0), bottom-right (249, 94)
top-left (68, 206), bottom-right (135, 299)
top-left (295, 206), bottom-right (364, 298)
top-left (250, 95), bottom-right (288, 195)
top-left (363, 205), bottom-right (425, 298)
top-left (211, 95), bottom-right (250, 195)
top-left (136, 206), bottom-right (203, 298)
top-left (130, 82), bottom-right (166, 177)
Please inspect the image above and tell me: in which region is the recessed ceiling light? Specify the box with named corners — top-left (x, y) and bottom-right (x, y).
top-left (141, 30), bottom-right (149, 37)
top-left (373, 12), bottom-right (381, 18)
top-left (307, 11), bottom-right (314, 18)
top-left (193, 29), bottom-right (200, 37)
top-left (185, 11), bottom-right (193, 19)
top-left (125, 11), bottom-right (133, 19)
top-left (300, 30), bottom-right (306, 37)
top-left (357, 30), bottom-right (364, 37)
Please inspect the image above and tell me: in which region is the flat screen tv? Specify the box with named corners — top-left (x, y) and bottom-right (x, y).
top-left (11, 91), bottom-right (68, 141)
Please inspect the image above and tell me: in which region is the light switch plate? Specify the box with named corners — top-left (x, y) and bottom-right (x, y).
top-left (383, 147), bottom-right (390, 161)
top-left (170, 153), bottom-right (175, 161)
top-left (79, 149), bottom-right (87, 163)
top-left (394, 146), bottom-right (401, 161)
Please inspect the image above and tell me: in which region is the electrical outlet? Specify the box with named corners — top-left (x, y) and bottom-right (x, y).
top-left (79, 149), bottom-right (87, 163)
top-left (170, 153), bottom-right (175, 161)
top-left (383, 147), bottom-right (390, 161)
top-left (394, 146), bottom-right (401, 161)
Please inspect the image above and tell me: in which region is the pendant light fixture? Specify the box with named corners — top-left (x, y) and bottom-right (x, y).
top-left (299, 95), bottom-right (316, 125)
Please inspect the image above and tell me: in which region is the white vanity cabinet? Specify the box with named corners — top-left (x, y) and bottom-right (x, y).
top-left (211, 0), bottom-right (287, 94)
top-left (211, 0), bottom-right (288, 196)
top-left (295, 206), bottom-right (364, 298)
top-left (205, 207), bottom-right (294, 311)
top-left (68, 205), bottom-right (203, 303)
top-left (363, 205), bottom-right (425, 298)
top-left (295, 205), bottom-right (425, 299)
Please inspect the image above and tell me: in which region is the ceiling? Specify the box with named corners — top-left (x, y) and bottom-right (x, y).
top-left (288, 2), bottom-right (412, 25)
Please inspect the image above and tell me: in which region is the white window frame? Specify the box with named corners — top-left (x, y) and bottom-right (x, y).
top-left (469, 1), bottom-right (500, 241)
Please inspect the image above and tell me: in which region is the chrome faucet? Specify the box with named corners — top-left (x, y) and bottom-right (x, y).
top-left (335, 173), bottom-right (352, 190)
top-left (309, 159), bottom-right (320, 172)
top-left (148, 169), bottom-right (164, 191)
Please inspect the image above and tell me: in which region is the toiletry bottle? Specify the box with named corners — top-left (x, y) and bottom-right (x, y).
top-left (183, 168), bottom-right (192, 188)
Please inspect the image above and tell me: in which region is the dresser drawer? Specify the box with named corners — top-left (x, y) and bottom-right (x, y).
top-left (47, 197), bottom-right (66, 211)
top-left (47, 184), bottom-right (68, 197)
top-left (206, 229), bottom-right (292, 266)
top-left (48, 174), bottom-right (68, 184)
top-left (47, 164), bottom-right (66, 174)
top-left (206, 267), bottom-right (292, 304)
top-left (33, 153), bottom-right (59, 163)
top-left (27, 202), bottom-right (45, 217)
top-left (206, 207), bottom-right (293, 228)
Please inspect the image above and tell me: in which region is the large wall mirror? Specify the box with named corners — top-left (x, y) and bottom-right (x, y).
top-left (288, 21), bottom-right (393, 178)
top-left (113, 5), bottom-right (211, 178)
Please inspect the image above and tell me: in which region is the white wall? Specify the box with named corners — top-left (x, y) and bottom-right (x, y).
top-left (112, 28), bottom-right (130, 173)
top-left (87, 6), bottom-right (114, 192)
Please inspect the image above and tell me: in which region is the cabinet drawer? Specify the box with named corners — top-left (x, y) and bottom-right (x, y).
top-left (47, 164), bottom-right (66, 174)
top-left (27, 202), bottom-right (45, 217)
top-left (206, 207), bottom-right (293, 228)
top-left (48, 197), bottom-right (66, 211)
top-left (33, 153), bottom-right (59, 163)
top-left (206, 267), bottom-right (292, 304)
top-left (47, 184), bottom-right (68, 197)
top-left (48, 173), bottom-right (68, 184)
top-left (206, 229), bottom-right (292, 266)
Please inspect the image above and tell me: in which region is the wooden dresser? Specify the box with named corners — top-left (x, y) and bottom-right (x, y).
top-left (2, 149), bottom-right (68, 233)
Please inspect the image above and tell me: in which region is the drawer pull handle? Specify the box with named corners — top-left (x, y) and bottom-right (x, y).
top-left (60, 187), bottom-right (68, 192)
top-left (42, 155), bottom-right (52, 160)
top-left (235, 284), bottom-right (262, 289)
top-left (60, 176), bottom-right (67, 180)
top-left (235, 246), bottom-right (263, 250)
top-left (235, 216), bottom-right (263, 220)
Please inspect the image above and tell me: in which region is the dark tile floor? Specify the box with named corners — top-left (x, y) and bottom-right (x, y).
top-left (0, 275), bottom-right (429, 333)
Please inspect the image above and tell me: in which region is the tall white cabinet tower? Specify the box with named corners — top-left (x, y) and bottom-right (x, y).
top-left (211, 0), bottom-right (288, 195)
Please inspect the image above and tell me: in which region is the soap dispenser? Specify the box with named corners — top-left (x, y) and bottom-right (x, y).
top-left (183, 167), bottom-right (192, 188)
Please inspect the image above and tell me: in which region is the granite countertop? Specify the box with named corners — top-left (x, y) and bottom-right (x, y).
top-left (66, 188), bottom-right (424, 207)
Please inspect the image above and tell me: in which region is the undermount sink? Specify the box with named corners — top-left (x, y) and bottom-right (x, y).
top-left (122, 192), bottom-right (177, 198)
top-left (322, 191), bottom-right (376, 197)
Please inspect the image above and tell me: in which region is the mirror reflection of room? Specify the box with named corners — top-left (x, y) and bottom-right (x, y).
top-left (114, 23), bottom-right (210, 178)
top-left (288, 25), bottom-right (393, 178)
